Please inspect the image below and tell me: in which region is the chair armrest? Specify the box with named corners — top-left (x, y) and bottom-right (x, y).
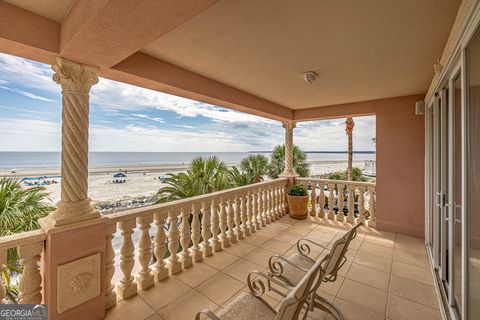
top-left (296, 238), bottom-right (329, 257)
top-left (268, 254), bottom-right (311, 278)
top-left (247, 270), bottom-right (294, 296)
top-left (195, 310), bottom-right (221, 320)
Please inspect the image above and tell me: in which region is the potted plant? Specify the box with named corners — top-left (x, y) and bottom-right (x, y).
top-left (287, 184), bottom-right (309, 219)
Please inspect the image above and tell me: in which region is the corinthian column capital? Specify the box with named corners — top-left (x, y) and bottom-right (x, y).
top-left (52, 57), bottom-right (99, 94)
top-left (282, 120), bottom-right (297, 130)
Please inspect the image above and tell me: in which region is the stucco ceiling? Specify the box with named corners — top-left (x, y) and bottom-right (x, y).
top-left (4, 0), bottom-right (75, 22)
top-left (142, 0), bottom-right (460, 109)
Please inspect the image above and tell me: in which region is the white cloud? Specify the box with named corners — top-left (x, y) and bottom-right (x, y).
top-left (130, 113), bottom-right (165, 123)
top-left (0, 85), bottom-right (55, 102)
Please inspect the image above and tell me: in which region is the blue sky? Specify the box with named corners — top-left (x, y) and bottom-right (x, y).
top-left (0, 52), bottom-right (376, 152)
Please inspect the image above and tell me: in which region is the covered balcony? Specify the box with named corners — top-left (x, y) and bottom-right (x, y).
top-left (0, 0), bottom-right (478, 320)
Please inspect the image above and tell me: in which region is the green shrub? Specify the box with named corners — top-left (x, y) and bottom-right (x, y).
top-left (289, 184), bottom-right (308, 196)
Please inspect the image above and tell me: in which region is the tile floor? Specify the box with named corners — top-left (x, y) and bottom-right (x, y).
top-left (105, 217), bottom-right (441, 320)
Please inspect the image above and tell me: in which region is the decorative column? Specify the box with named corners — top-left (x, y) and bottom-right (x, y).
top-left (42, 57), bottom-right (100, 227)
top-left (280, 121), bottom-right (298, 177)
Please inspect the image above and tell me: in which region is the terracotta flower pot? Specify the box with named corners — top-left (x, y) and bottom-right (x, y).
top-left (287, 194), bottom-right (309, 220)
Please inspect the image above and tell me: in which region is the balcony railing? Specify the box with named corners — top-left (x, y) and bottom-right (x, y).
top-left (296, 178), bottom-right (376, 227)
top-left (0, 176), bottom-right (376, 311)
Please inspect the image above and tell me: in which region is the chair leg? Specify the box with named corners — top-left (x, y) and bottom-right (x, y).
top-left (313, 295), bottom-right (345, 320)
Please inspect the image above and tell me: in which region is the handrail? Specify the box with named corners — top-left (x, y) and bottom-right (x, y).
top-left (106, 178), bottom-right (288, 223)
top-left (0, 229), bottom-right (46, 251)
top-left (296, 177), bottom-right (375, 187)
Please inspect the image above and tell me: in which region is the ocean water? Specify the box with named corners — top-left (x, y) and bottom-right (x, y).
top-left (0, 151), bottom-right (375, 170)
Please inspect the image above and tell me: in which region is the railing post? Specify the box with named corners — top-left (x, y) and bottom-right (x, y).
top-left (233, 195), bottom-right (242, 240)
top-left (358, 186), bottom-right (366, 223)
top-left (240, 193), bottom-right (248, 238)
top-left (219, 197), bottom-right (230, 247)
top-left (346, 184), bottom-right (356, 224)
top-left (227, 196), bottom-right (237, 244)
top-left (201, 200), bottom-right (213, 257)
top-left (260, 188), bottom-right (267, 227)
top-left (167, 210), bottom-right (181, 274)
top-left (180, 206), bottom-right (193, 268)
top-left (310, 182), bottom-right (317, 218)
top-left (18, 242), bottom-right (43, 304)
top-left (368, 186), bottom-right (377, 227)
top-left (136, 215), bottom-right (154, 290)
top-left (250, 190), bottom-right (258, 232)
top-left (190, 203), bottom-right (202, 262)
top-left (336, 183), bottom-right (345, 222)
top-left (105, 223), bottom-right (116, 309)
top-left (245, 191), bottom-right (253, 234)
top-left (116, 219), bottom-right (137, 299)
top-left (210, 198), bottom-right (222, 252)
top-left (318, 182), bottom-right (326, 219)
top-left (269, 187), bottom-right (276, 221)
top-left (152, 212), bottom-right (169, 281)
top-left (327, 183), bottom-right (335, 220)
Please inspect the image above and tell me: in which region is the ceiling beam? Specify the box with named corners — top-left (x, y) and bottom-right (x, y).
top-left (60, 0), bottom-right (221, 68)
top-left (293, 94), bottom-right (424, 122)
top-left (105, 52), bottom-right (293, 121)
top-left (0, 2), bottom-right (59, 64)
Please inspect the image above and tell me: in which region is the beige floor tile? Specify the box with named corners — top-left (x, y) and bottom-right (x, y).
top-left (285, 224), bottom-right (316, 236)
top-left (358, 241), bottom-right (394, 259)
top-left (346, 263), bottom-right (390, 291)
top-left (223, 258), bottom-right (264, 282)
top-left (159, 290), bottom-right (218, 320)
top-left (389, 274), bottom-right (439, 308)
top-left (262, 238), bottom-right (294, 255)
top-left (393, 250), bottom-right (429, 268)
top-left (257, 227), bottom-right (283, 238)
top-left (392, 260), bottom-right (433, 286)
top-left (137, 277), bottom-right (191, 311)
top-left (337, 279), bottom-right (387, 316)
top-left (222, 241), bottom-right (256, 257)
top-left (196, 272), bottom-right (245, 305)
top-left (176, 262), bottom-right (218, 287)
top-left (146, 314), bottom-right (165, 320)
top-left (354, 251), bottom-right (392, 272)
top-left (394, 241), bottom-right (427, 257)
top-left (273, 231), bottom-right (302, 245)
top-left (325, 297), bottom-right (384, 320)
top-left (244, 247), bottom-right (277, 266)
top-left (105, 295), bottom-right (156, 320)
top-left (366, 229), bottom-right (396, 241)
top-left (363, 234), bottom-right (395, 248)
top-left (318, 275), bottom-right (346, 296)
top-left (242, 233), bottom-right (270, 246)
top-left (387, 294), bottom-right (440, 320)
top-left (203, 251), bottom-right (240, 270)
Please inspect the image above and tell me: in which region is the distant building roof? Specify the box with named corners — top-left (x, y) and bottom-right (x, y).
top-left (113, 172), bottom-right (127, 178)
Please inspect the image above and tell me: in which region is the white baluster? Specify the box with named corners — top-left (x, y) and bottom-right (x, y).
top-left (250, 190), bottom-right (258, 232)
top-left (210, 198), bottom-right (222, 252)
top-left (358, 186), bottom-right (366, 223)
top-left (116, 219), bottom-right (137, 299)
top-left (262, 188), bottom-right (269, 225)
top-left (239, 193), bottom-right (248, 238)
top-left (167, 210), bottom-right (181, 274)
top-left (272, 185), bottom-right (279, 219)
top-left (346, 184), bottom-right (356, 224)
top-left (368, 186), bottom-right (376, 227)
top-left (265, 187), bottom-right (272, 224)
top-left (136, 215), bottom-right (154, 290)
top-left (245, 191), bottom-right (253, 235)
top-left (219, 197), bottom-right (230, 247)
top-left (152, 212), bottom-right (169, 281)
top-left (269, 187), bottom-right (276, 222)
top-left (327, 183), bottom-right (335, 220)
top-left (190, 203), bottom-right (202, 262)
top-left (318, 182), bottom-right (326, 219)
top-left (105, 223), bottom-right (116, 309)
top-left (336, 183), bottom-right (345, 222)
top-left (18, 242), bottom-right (43, 304)
top-left (233, 195), bottom-right (242, 240)
top-left (227, 196), bottom-right (237, 244)
top-left (310, 182), bottom-right (317, 218)
top-left (180, 206), bottom-right (193, 268)
top-left (201, 200), bottom-right (213, 257)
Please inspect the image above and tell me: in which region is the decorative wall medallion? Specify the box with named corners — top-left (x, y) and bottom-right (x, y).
top-left (57, 253), bottom-right (101, 313)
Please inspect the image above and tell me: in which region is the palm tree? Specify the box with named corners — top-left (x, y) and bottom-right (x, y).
top-left (345, 117), bottom-right (355, 181)
top-left (0, 177), bottom-right (54, 302)
top-left (240, 154), bottom-right (269, 183)
top-left (268, 144), bottom-right (310, 178)
top-left (156, 156), bottom-right (230, 203)
top-left (228, 166), bottom-right (253, 187)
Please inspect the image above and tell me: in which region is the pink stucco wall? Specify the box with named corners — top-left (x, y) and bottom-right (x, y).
top-left (294, 94), bottom-right (426, 237)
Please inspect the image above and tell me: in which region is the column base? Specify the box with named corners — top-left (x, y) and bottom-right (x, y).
top-left (40, 200), bottom-right (101, 228)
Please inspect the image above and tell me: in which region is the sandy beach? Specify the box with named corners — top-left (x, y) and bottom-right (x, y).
top-left (2, 160), bottom-right (366, 206)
